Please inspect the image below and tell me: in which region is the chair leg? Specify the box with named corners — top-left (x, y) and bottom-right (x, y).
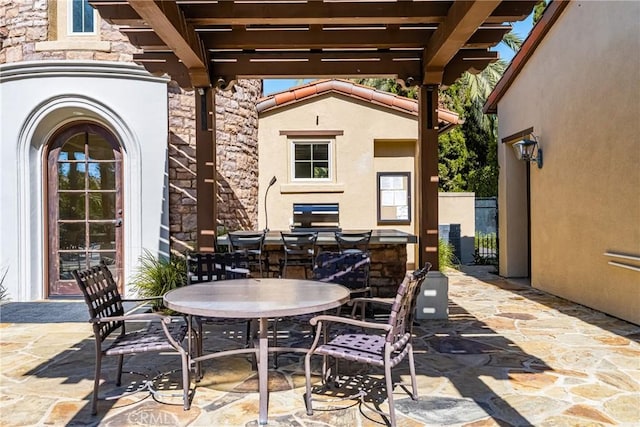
top-left (181, 351), bottom-right (191, 410)
top-left (304, 351), bottom-right (314, 415)
top-left (116, 354), bottom-right (124, 386)
top-left (196, 322), bottom-right (204, 381)
top-left (272, 318), bottom-right (279, 369)
top-left (92, 350), bottom-right (102, 415)
top-left (408, 344), bottom-right (418, 400)
top-left (384, 363), bottom-right (396, 427)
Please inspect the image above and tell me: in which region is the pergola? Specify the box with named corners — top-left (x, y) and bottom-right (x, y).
top-left (91, 0), bottom-right (537, 269)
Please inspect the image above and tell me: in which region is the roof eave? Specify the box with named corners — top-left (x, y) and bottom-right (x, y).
top-left (484, 0), bottom-right (570, 114)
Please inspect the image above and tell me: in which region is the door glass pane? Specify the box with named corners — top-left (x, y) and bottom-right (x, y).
top-left (59, 223), bottom-right (86, 250)
top-left (89, 252), bottom-right (116, 268)
top-left (90, 223), bottom-right (115, 250)
top-left (60, 134), bottom-right (86, 161)
top-left (59, 193), bottom-right (85, 220)
top-left (58, 162), bottom-right (85, 190)
top-left (59, 252), bottom-right (84, 279)
top-left (88, 192), bottom-right (115, 219)
top-left (87, 134), bottom-right (114, 160)
top-left (88, 162), bottom-right (116, 190)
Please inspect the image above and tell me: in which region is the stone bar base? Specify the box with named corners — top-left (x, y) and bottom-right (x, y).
top-left (261, 243), bottom-right (408, 297)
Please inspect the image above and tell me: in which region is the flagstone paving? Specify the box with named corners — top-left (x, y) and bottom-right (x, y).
top-left (1, 266), bottom-right (639, 426)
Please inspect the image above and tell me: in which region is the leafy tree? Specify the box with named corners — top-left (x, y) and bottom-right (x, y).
top-left (533, 1), bottom-right (548, 25)
top-left (353, 28), bottom-right (523, 197)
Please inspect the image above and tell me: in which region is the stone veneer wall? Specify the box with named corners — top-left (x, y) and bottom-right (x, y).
top-left (1, 0), bottom-right (261, 255)
top-left (262, 244), bottom-right (408, 297)
top-left (168, 80), bottom-right (261, 253)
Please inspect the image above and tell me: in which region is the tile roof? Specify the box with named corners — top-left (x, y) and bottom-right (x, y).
top-left (257, 79), bottom-right (462, 132)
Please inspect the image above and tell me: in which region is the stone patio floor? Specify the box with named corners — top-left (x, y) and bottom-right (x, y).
top-left (1, 266), bottom-right (639, 426)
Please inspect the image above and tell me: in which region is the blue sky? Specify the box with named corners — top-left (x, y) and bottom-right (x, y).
top-left (263, 14), bottom-right (534, 96)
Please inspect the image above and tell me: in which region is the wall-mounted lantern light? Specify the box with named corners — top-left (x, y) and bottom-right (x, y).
top-left (512, 136), bottom-right (543, 168)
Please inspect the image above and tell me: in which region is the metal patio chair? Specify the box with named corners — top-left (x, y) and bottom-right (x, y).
top-left (228, 231), bottom-right (267, 276)
top-left (304, 265), bottom-right (430, 426)
top-left (350, 262), bottom-right (432, 325)
top-left (279, 231), bottom-right (318, 278)
top-left (185, 252), bottom-right (251, 378)
top-left (334, 230), bottom-right (372, 255)
top-left (72, 261), bottom-right (192, 415)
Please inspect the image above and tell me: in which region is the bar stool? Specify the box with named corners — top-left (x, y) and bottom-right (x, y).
top-left (279, 231), bottom-right (318, 278)
top-left (228, 231), bottom-right (267, 277)
top-left (334, 230), bottom-right (372, 255)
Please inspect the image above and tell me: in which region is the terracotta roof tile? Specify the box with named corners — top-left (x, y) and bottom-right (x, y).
top-left (257, 79), bottom-right (461, 130)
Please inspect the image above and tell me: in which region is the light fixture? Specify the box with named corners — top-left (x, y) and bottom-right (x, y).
top-left (512, 136), bottom-right (543, 168)
top-left (263, 176), bottom-right (277, 232)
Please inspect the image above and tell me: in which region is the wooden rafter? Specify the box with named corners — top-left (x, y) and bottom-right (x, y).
top-left (422, 0), bottom-right (502, 84)
top-left (128, 0), bottom-right (209, 87)
top-left (182, 2), bottom-right (452, 26)
top-left (90, 0), bottom-right (538, 87)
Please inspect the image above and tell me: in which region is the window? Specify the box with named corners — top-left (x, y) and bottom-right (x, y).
top-left (292, 140), bottom-right (331, 180)
top-left (70, 0), bottom-right (96, 34)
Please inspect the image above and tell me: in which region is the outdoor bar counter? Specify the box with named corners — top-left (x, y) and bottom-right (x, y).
top-left (219, 229), bottom-right (417, 297)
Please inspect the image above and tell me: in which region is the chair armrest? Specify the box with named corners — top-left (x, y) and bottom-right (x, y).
top-left (349, 296), bottom-right (393, 307)
top-left (91, 313), bottom-right (172, 324)
top-left (121, 296), bottom-right (163, 303)
top-left (309, 314), bottom-right (392, 332)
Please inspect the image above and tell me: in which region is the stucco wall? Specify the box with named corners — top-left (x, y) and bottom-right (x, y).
top-left (438, 192), bottom-right (476, 264)
top-left (0, 61), bottom-right (169, 300)
top-left (497, 1), bottom-right (640, 324)
top-left (258, 93), bottom-right (419, 265)
top-left (0, 0), bottom-right (260, 299)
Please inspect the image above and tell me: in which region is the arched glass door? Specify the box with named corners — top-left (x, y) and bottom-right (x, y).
top-left (46, 123), bottom-right (123, 296)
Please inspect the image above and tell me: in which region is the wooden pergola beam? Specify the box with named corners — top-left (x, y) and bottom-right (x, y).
top-left (210, 51), bottom-right (422, 82)
top-left (128, 0), bottom-right (209, 87)
top-left (423, 0), bottom-right (502, 84)
top-left (183, 2), bottom-right (451, 26)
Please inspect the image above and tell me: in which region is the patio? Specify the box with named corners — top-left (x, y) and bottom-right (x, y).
top-left (1, 266), bottom-right (638, 426)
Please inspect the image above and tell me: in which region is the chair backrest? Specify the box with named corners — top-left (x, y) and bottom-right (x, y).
top-left (406, 262), bottom-right (432, 328)
top-left (228, 231), bottom-right (265, 254)
top-left (186, 252), bottom-right (250, 284)
top-left (312, 251), bottom-right (370, 291)
top-left (334, 230), bottom-right (372, 254)
top-left (386, 264), bottom-right (430, 344)
top-left (72, 262), bottom-right (124, 342)
top-left (281, 231), bottom-right (318, 257)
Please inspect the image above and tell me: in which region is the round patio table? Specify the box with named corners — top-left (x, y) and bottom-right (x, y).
top-left (164, 278), bottom-right (350, 425)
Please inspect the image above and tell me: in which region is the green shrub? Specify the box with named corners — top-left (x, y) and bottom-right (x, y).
top-left (439, 238), bottom-right (460, 270)
top-left (130, 250), bottom-right (186, 309)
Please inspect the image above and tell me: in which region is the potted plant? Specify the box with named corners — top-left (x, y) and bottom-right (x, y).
top-left (130, 250), bottom-right (186, 310)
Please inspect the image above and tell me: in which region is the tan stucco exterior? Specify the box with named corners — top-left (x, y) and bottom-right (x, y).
top-left (438, 192), bottom-right (476, 264)
top-left (495, 1), bottom-right (640, 324)
top-left (258, 93), bottom-right (419, 266)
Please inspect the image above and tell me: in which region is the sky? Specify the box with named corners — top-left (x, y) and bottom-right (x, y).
top-left (262, 14), bottom-right (535, 96)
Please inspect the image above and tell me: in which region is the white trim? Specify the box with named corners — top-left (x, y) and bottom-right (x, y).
top-left (0, 61), bottom-right (168, 84)
top-left (290, 139), bottom-right (333, 182)
top-left (16, 95), bottom-right (142, 300)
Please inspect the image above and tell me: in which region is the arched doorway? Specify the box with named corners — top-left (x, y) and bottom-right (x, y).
top-left (46, 123), bottom-right (123, 296)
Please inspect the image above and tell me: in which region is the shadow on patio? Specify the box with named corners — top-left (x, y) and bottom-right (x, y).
top-left (1, 266), bottom-right (638, 426)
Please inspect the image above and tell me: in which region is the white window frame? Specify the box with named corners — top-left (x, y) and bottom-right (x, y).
top-left (68, 0), bottom-right (98, 35)
top-left (290, 139), bottom-right (333, 182)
